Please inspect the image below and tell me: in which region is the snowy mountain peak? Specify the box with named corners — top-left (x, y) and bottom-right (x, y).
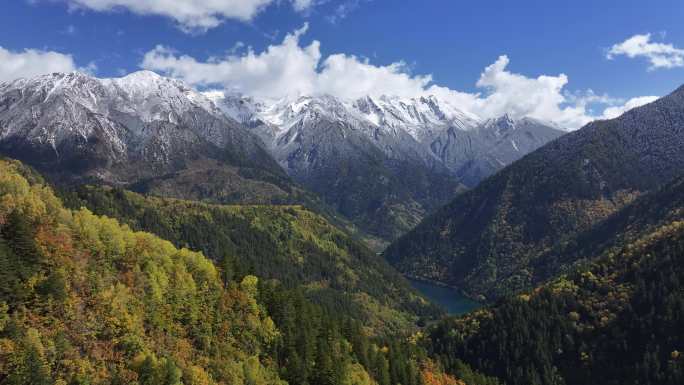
top-left (1, 71), bottom-right (96, 92)
top-left (118, 69), bottom-right (164, 81)
top-left (212, 92), bottom-right (484, 143)
top-left (480, 113), bottom-right (562, 137)
top-left (106, 70), bottom-right (192, 94)
top-left (483, 114), bottom-right (517, 134)
top-left (0, 71), bottom-right (246, 160)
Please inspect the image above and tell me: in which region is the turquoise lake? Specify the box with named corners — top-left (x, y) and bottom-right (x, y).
top-left (409, 278), bottom-right (480, 315)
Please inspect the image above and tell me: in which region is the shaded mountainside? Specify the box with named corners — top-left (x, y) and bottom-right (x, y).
top-left (276, 117), bottom-right (463, 243)
top-left (385, 85), bottom-right (684, 300)
top-left (0, 158), bottom-right (492, 385)
top-left (59, 184), bottom-right (441, 333)
top-left (423, 190), bottom-right (684, 385)
top-left (216, 94), bottom-right (563, 243)
top-left (532, 176), bottom-right (684, 284)
top-left (226, 95), bottom-right (467, 243)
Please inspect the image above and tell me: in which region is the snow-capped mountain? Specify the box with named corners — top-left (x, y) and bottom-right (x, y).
top-left (430, 114), bottom-right (567, 186)
top-left (352, 95), bottom-right (481, 141)
top-left (0, 71), bottom-right (294, 204)
top-left (0, 70), bottom-right (565, 243)
top-left (0, 71), bottom-right (247, 161)
top-left (210, 91), bottom-right (565, 185)
top-left (211, 92), bottom-right (482, 142)
top-left (209, 91), bottom-right (565, 241)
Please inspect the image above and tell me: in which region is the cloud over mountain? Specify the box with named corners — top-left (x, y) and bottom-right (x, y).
top-left (0, 46), bottom-right (79, 82)
top-left (142, 25), bottom-right (655, 129)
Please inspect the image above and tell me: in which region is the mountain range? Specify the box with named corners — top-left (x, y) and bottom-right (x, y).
top-left (0, 71), bottom-right (305, 204)
top-left (211, 91), bottom-right (565, 241)
top-left (385, 84), bottom-right (684, 300)
top-left (2, 69), bottom-right (684, 385)
top-left (0, 71), bottom-right (564, 244)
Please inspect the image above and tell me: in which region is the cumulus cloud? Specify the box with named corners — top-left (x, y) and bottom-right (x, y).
top-left (142, 25), bottom-right (658, 129)
top-left (607, 33), bottom-right (684, 70)
top-left (142, 24), bottom-right (322, 97)
top-left (142, 23), bottom-right (434, 100)
top-left (473, 55), bottom-right (575, 126)
top-left (60, 0), bottom-right (318, 32)
top-left (0, 46), bottom-right (79, 83)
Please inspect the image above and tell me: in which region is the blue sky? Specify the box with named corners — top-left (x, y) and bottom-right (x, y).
top-left (1, 0), bottom-right (683, 128)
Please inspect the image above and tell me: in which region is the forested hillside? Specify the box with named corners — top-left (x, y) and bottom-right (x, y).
top-left (0, 159), bottom-right (284, 384)
top-left (59, 184), bottom-right (439, 333)
top-left (0, 158), bottom-right (494, 385)
top-left (423, 181), bottom-right (684, 384)
top-left (532, 176), bottom-right (684, 284)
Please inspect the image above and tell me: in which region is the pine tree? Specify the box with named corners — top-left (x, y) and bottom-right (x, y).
top-left (3, 210), bottom-right (40, 267)
top-left (138, 356), bottom-right (158, 385)
top-left (0, 210), bottom-right (42, 303)
top-left (160, 358), bottom-right (183, 385)
top-left (5, 345), bottom-right (52, 385)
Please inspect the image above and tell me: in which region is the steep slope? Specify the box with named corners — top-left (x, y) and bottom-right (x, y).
top-left (60, 184), bottom-right (441, 332)
top-left (424, 180), bottom-right (684, 384)
top-left (385, 85), bottom-right (684, 300)
top-left (223, 94), bottom-right (466, 242)
top-left (0, 158), bottom-right (286, 384)
top-left (214, 93), bottom-right (563, 242)
top-left (0, 71), bottom-right (306, 206)
top-left (0, 158), bottom-right (481, 385)
top-left (532, 175), bottom-right (684, 283)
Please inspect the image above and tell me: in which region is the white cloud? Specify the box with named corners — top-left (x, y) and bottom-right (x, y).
top-left (142, 25), bottom-right (658, 129)
top-left (142, 23), bottom-right (436, 101)
top-left (473, 55), bottom-right (577, 126)
top-left (317, 55), bottom-right (432, 99)
top-left (142, 24), bottom-right (322, 97)
top-left (60, 0), bottom-right (319, 32)
top-left (0, 46), bottom-right (79, 83)
top-left (327, 0), bottom-right (368, 24)
top-left (292, 0), bottom-right (316, 12)
top-left (607, 33), bottom-right (684, 70)
top-left (600, 96), bottom-right (658, 120)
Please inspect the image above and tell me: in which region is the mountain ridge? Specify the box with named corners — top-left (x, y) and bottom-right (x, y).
top-left (0, 71), bottom-right (283, 187)
top-left (0, 70), bottom-right (564, 244)
top-left (384, 84), bottom-right (684, 300)
top-left (211, 90), bottom-right (565, 241)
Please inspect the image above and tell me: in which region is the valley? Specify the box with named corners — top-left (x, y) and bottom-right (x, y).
top-left (1, 72), bottom-right (683, 385)
top-left (1, 4), bottom-right (683, 383)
